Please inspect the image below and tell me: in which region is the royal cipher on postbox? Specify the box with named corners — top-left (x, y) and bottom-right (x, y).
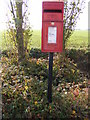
top-left (41, 1), bottom-right (64, 52)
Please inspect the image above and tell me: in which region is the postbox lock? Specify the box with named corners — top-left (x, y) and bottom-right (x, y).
top-left (51, 22), bottom-right (54, 25)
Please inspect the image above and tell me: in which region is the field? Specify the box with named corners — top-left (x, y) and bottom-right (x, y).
top-left (31, 30), bottom-right (41, 48)
top-left (31, 30), bottom-right (88, 50)
top-left (0, 31), bottom-right (3, 50)
top-left (66, 30), bottom-right (88, 50)
top-left (0, 30), bottom-right (88, 50)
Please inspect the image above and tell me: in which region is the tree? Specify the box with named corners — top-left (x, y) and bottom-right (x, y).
top-left (63, 0), bottom-right (85, 50)
top-left (6, 0), bottom-right (32, 62)
top-left (16, 1), bottom-right (24, 61)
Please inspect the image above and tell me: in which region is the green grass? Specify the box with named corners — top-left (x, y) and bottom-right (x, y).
top-left (0, 31), bottom-right (3, 50)
top-left (0, 30), bottom-right (88, 50)
top-left (66, 30), bottom-right (88, 50)
top-left (31, 30), bottom-right (41, 49)
top-left (31, 30), bottom-right (88, 50)
top-left (0, 31), bottom-right (12, 51)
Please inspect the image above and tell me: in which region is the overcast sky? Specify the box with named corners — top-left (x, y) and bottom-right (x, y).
top-left (0, 0), bottom-right (89, 30)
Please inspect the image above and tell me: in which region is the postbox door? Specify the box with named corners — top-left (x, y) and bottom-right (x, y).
top-left (42, 22), bottom-right (63, 52)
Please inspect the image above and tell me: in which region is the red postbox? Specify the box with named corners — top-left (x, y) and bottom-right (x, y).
top-left (41, 1), bottom-right (64, 52)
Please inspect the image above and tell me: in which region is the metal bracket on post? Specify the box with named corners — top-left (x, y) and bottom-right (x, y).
top-left (47, 52), bottom-right (53, 103)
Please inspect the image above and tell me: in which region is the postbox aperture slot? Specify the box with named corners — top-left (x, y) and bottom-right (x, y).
top-left (44, 10), bottom-right (62, 13)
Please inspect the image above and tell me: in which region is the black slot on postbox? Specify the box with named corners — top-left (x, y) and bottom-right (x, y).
top-left (44, 9), bottom-right (62, 13)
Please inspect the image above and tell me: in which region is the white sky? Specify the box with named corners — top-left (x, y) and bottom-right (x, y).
top-left (0, 0), bottom-right (89, 30)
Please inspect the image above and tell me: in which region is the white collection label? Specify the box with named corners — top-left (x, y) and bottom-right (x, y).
top-left (48, 27), bottom-right (57, 43)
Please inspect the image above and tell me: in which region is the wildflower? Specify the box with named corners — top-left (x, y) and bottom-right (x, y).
top-left (36, 60), bottom-right (39, 65)
top-left (25, 86), bottom-right (28, 90)
top-left (65, 92), bottom-right (67, 94)
top-left (71, 69), bottom-right (75, 73)
top-left (35, 101), bottom-right (38, 105)
top-left (72, 110), bottom-right (76, 115)
top-left (63, 89), bottom-right (65, 92)
top-left (74, 64), bottom-right (77, 67)
top-left (77, 70), bottom-right (79, 73)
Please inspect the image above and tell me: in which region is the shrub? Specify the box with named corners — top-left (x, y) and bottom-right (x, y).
top-left (1, 54), bottom-right (88, 119)
top-left (1, 62), bottom-right (63, 119)
top-left (2, 65), bottom-right (88, 119)
top-left (65, 49), bottom-right (88, 72)
top-left (1, 65), bottom-right (72, 119)
top-left (1, 50), bottom-right (9, 57)
top-left (53, 54), bottom-right (83, 85)
top-left (29, 48), bottom-right (48, 59)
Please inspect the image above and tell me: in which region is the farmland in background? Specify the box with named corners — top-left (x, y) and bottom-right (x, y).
top-left (31, 30), bottom-right (41, 49)
top-left (0, 30), bottom-right (88, 50)
top-left (0, 31), bottom-right (3, 50)
top-left (66, 30), bottom-right (88, 50)
top-left (31, 30), bottom-right (88, 50)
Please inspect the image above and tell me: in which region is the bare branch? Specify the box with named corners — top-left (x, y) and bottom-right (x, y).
top-left (10, 0), bottom-right (16, 21)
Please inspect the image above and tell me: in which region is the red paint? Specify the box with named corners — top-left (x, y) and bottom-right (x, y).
top-left (41, 2), bottom-right (64, 52)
